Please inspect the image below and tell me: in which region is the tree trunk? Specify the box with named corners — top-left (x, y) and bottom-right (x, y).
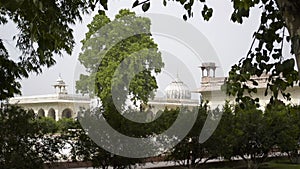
top-left (289, 150), bottom-right (300, 164)
top-left (275, 0), bottom-right (300, 78)
top-left (247, 160), bottom-right (259, 169)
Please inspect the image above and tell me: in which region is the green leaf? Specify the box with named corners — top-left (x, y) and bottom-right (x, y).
top-left (98, 10), bottom-right (106, 15)
top-left (163, 0), bottom-right (167, 6)
top-left (142, 2), bottom-right (150, 12)
top-left (132, 0), bottom-right (139, 8)
top-left (183, 14), bottom-right (187, 21)
top-left (100, 0), bottom-right (108, 10)
top-left (178, 0), bottom-right (187, 5)
top-left (202, 5), bottom-right (213, 21)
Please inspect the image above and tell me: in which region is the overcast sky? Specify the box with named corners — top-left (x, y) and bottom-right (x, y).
top-left (1, 0), bottom-right (293, 97)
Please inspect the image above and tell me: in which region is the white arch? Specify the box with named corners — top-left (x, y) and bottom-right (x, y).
top-left (48, 108), bottom-right (56, 120)
top-left (61, 108), bottom-right (73, 118)
top-left (37, 108), bottom-right (45, 117)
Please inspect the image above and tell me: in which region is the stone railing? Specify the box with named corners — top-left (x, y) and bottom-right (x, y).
top-left (9, 93), bottom-right (90, 104)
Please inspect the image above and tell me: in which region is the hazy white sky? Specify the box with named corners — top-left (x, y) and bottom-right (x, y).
top-left (1, 0), bottom-right (292, 96)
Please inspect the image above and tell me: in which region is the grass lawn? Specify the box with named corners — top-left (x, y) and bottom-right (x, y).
top-left (153, 158), bottom-right (300, 169)
top-left (207, 158), bottom-right (300, 169)
top-left (262, 159), bottom-right (300, 169)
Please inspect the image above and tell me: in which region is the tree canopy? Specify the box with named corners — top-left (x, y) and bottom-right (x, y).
top-left (76, 9), bottom-right (164, 109)
top-left (0, 105), bottom-right (62, 169)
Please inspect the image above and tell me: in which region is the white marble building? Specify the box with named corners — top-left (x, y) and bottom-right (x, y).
top-left (196, 62), bottom-right (300, 109)
top-left (10, 62), bottom-right (298, 121)
top-left (9, 76), bottom-right (90, 121)
top-left (147, 75), bottom-right (199, 113)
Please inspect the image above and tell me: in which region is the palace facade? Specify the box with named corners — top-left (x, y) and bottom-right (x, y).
top-left (8, 76), bottom-right (90, 121)
top-left (196, 62), bottom-right (300, 109)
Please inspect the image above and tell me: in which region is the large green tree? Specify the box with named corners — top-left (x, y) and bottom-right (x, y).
top-left (276, 104), bottom-right (300, 163)
top-left (62, 107), bottom-right (180, 169)
top-left (211, 100), bottom-right (300, 169)
top-left (76, 9), bottom-right (163, 109)
top-left (168, 104), bottom-right (222, 168)
top-left (231, 103), bottom-right (270, 169)
top-left (75, 8), bottom-right (170, 160)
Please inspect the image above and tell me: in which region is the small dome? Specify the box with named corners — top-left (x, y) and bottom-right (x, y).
top-left (165, 77), bottom-right (191, 100)
top-left (56, 75), bottom-right (65, 85)
top-left (53, 75), bottom-right (68, 94)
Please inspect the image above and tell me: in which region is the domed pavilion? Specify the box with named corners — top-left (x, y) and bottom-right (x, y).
top-left (147, 75), bottom-right (199, 114)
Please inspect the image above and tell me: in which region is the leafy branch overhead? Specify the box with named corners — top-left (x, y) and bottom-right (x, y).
top-left (132, 0), bottom-right (300, 106)
top-left (0, 0), bottom-right (108, 99)
top-left (222, 0), bottom-right (300, 106)
top-left (132, 0), bottom-right (213, 21)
